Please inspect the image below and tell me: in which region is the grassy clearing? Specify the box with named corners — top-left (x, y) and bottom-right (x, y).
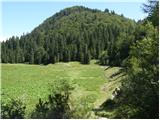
top-left (1, 60), bottom-right (123, 118)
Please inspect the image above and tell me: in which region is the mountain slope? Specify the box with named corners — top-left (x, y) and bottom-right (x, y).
top-left (1, 6), bottom-right (136, 65)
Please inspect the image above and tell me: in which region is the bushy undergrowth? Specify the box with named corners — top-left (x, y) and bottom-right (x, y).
top-left (1, 79), bottom-right (93, 119)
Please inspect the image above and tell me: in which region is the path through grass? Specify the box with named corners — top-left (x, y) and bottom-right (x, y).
top-left (1, 61), bottom-right (123, 118)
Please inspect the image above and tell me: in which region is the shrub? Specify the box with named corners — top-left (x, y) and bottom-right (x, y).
top-left (1, 99), bottom-right (26, 119)
top-left (31, 79), bottom-right (73, 119)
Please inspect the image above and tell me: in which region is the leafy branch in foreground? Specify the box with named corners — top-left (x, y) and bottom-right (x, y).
top-left (1, 99), bottom-right (26, 119)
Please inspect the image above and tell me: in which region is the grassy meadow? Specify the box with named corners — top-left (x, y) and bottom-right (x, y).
top-left (1, 60), bottom-right (123, 118)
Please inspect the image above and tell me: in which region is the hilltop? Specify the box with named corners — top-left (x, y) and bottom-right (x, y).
top-left (1, 6), bottom-right (136, 66)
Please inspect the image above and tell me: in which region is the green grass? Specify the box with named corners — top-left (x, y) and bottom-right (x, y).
top-left (1, 60), bottom-right (123, 118)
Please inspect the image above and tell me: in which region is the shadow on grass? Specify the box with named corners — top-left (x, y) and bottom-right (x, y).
top-left (103, 66), bottom-right (112, 71)
top-left (107, 68), bottom-right (126, 82)
top-left (110, 73), bottom-right (126, 81)
top-left (92, 99), bottom-right (118, 118)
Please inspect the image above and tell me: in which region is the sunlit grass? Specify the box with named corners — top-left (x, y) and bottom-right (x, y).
top-left (1, 61), bottom-right (123, 118)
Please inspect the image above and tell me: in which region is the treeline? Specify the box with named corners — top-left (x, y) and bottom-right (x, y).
top-left (100, 0), bottom-right (159, 118)
top-left (1, 6), bottom-right (136, 66)
top-left (1, 1), bottom-right (159, 118)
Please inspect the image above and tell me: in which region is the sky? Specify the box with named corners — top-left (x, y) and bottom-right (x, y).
top-left (1, 0), bottom-right (148, 41)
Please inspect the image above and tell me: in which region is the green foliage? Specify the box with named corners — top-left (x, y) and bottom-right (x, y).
top-left (98, 30), bottom-right (135, 66)
top-left (2, 62), bottom-right (122, 118)
top-left (31, 79), bottom-right (73, 119)
top-left (34, 47), bottom-right (45, 64)
top-left (1, 6), bottom-right (136, 66)
top-left (80, 44), bottom-right (91, 64)
top-left (113, 105), bottom-right (139, 119)
top-left (31, 79), bottom-right (94, 119)
top-left (31, 98), bottom-right (49, 118)
top-left (143, 0), bottom-right (159, 27)
top-left (115, 22), bottom-right (159, 118)
top-left (98, 51), bottom-right (109, 65)
top-left (104, 8), bottom-right (109, 13)
top-left (1, 99), bottom-right (26, 119)
top-left (1, 2), bottom-right (158, 119)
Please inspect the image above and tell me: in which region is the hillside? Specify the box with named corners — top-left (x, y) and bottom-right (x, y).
top-left (1, 6), bottom-right (136, 66)
top-left (1, 1), bottom-right (159, 118)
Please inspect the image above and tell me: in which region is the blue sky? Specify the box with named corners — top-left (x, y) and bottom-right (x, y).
top-left (1, 1), bottom-right (148, 41)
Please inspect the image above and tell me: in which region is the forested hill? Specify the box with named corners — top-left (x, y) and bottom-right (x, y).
top-left (2, 6), bottom-right (137, 65)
